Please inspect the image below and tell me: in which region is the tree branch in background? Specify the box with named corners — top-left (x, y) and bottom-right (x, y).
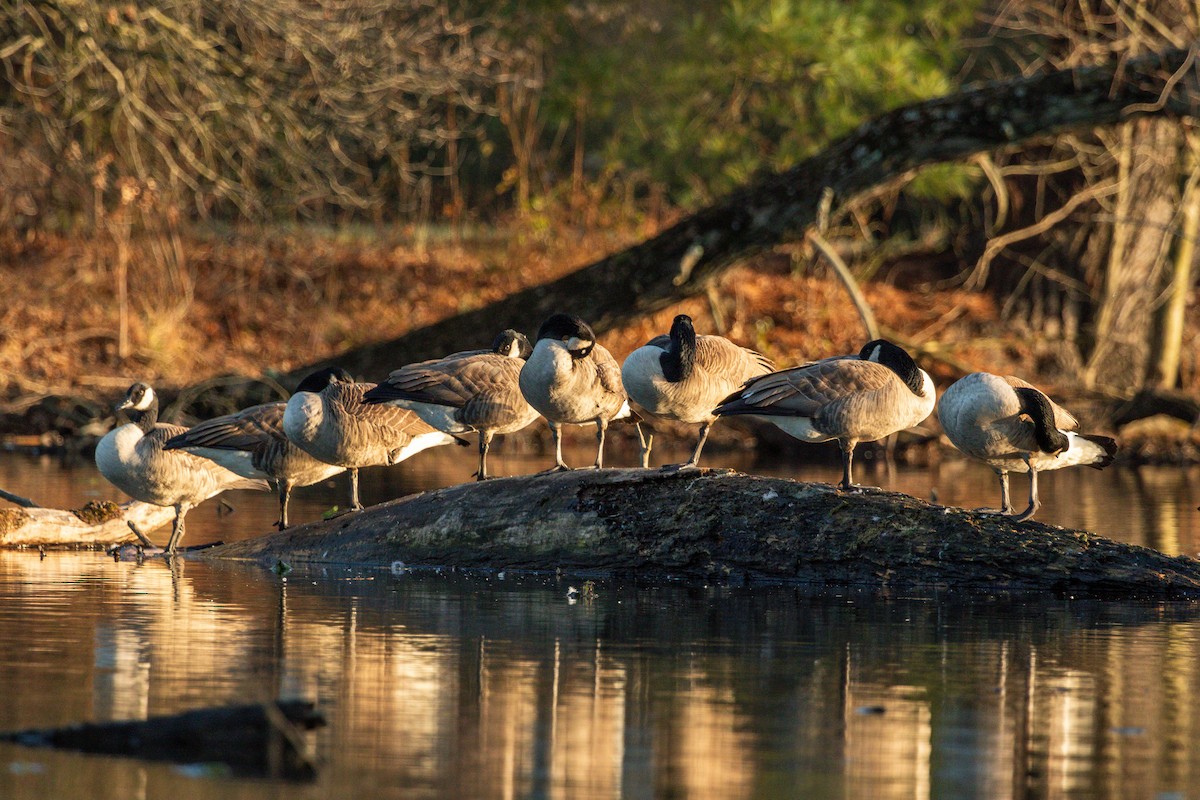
top-left (288, 46), bottom-right (1200, 381)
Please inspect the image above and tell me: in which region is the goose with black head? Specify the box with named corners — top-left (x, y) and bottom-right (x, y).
top-left (621, 314), bottom-right (772, 468)
top-left (519, 313), bottom-right (631, 470)
top-left (363, 330), bottom-right (540, 480)
top-left (938, 372), bottom-right (1117, 521)
top-left (95, 383), bottom-right (270, 551)
top-left (714, 339), bottom-right (935, 490)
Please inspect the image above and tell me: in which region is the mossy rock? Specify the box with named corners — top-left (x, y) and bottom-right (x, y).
top-left (72, 500), bottom-right (124, 525)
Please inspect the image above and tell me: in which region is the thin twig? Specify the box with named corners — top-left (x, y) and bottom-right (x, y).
top-left (0, 488), bottom-right (40, 509)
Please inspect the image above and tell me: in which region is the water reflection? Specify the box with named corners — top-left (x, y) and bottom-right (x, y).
top-left (0, 555), bottom-right (1198, 799)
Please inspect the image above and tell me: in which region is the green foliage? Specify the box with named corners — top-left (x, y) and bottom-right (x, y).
top-left (539, 0), bottom-right (981, 206)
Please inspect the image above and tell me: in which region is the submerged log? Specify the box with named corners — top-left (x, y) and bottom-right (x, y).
top-left (204, 468), bottom-right (1200, 598)
top-left (0, 498), bottom-right (175, 548)
top-left (0, 701), bottom-right (324, 780)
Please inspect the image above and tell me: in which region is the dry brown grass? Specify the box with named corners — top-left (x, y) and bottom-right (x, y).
top-left (0, 215), bottom-right (1162, 419)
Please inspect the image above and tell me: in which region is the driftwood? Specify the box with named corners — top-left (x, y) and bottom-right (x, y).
top-left (202, 468), bottom-right (1200, 598)
top-left (0, 701), bottom-right (325, 780)
top-left (285, 47), bottom-right (1200, 382)
top-left (0, 497), bottom-right (175, 548)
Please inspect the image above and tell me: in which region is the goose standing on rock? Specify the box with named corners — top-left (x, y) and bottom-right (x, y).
top-left (938, 372), bottom-right (1117, 521)
top-left (95, 383), bottom-right (270, 552)
top-left (713, 339), bottom-right (935, 490)
top-left (518, 313), bottom-right (632, 470)
top-left (282, 367), bottom-right (461, 510)
top-left (362, 330), bottom-right (540, 480)
top-left (163, 370), bottom-right (349, 530)
top-left (622, 314), bottom-right (773, 468)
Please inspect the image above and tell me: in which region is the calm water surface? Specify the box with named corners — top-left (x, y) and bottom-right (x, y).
top-left (1, 442), bottom-right (1199, 799)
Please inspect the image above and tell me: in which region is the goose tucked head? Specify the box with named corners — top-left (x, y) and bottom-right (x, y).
top-left (1014, 387), bottom-right (1070, 455)
top-left (116, 382), bottom-right (159, 431)
top-left (492, 329), bottom-right (533, 360)
top-left (536, 313), bottom-right (596, 359)
top-left (859, 339), bottom-right (926, 396)
top-left (662, 314), bottom-right (698, 382)
top-left (295, 366), bottom-right (354, 394)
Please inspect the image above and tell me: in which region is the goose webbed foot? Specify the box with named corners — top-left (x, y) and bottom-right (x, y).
top-left (1011, 502), bottom-right (1039, 523)
top-left (662, 460), bottom-right (700, 473)
top-left (540, 463), bottom-right (573, 475)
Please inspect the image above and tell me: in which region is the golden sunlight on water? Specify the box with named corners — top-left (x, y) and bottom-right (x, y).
top-left (0, 554), bottom-right (1195, 798)
top-left (5, 444), bottom-right (1200, 798)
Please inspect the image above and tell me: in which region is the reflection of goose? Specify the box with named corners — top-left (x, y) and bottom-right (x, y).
top-left (621, 314), bottom-right (772, 468)
top-left (518, 314), bottom-right (631, 470)
top-left (714, 339), bottom-right (935, 489)
top-left (362, 330), bottom-right (539, 480)
top-left (282, 367), bottom-right (460, 510)
top-left (938, 372), bottom-right (1117, 521)
top-left (95, 383), bottom-right (270, 552)
top-left (163, 371), bottom-right (348, 529)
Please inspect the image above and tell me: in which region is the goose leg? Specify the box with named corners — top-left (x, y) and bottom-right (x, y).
top-left (477, 431), bottom-right (493, 481)
top-left (593, 419), bottom-right (608, 469)
top-left (277, 480), bottom-right (293, 530)
top-left (165, 502), bottom-right (190, 553)
top-left (541, 422), bottom-right (571, 473)
top-left (666, 421), bottom-right (712, 471)
top-left (1013, 456), bottom-right (1040, 522)
top-left (975, 470), bottom-right (1014, 515)
top-left (837, 441), bottom-right (857, 491)
top-left (636, 422), bottom-right (654, 469)
top-left (349, 468), bottom-right (363, 511)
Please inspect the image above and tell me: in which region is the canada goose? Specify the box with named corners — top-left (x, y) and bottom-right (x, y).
top-left (95, 383), bottom-right (270, 552)
top-left (282, 367), bottom-right (461, 510)
top-left (622, 314), bottom-right (773, 468)
top-left (518, 313), bottom-right (631, 470)
top-left (714, 339), bottom-right (935, 489)
top-left (362, 330), bottom-right (540, 480)
top-left (163, 371), bottom-right (349, 530)
top-left (938, 372), bottom-right (1117, 521)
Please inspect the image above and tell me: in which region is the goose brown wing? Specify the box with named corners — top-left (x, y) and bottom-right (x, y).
top-left (333, 382), bottom-right (440, 439)
top-left (718, 358), bottom-right (891, 417)
top-left (168, 403), bottom-right (285, 452)
top-left (1001, 376), bottom-right (1079, 431)
top-left (381, 354), bottom-right (513, 410)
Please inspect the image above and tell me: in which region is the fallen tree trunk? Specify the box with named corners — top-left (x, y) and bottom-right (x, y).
top-left (286, 47), bottom-right (1200, 382)
top-left (0, 498), bottom-right (175, 548)
top-left (203, 468), bottom-right (1200, 598)
top-left (0, 701), bottom-right (325, 781)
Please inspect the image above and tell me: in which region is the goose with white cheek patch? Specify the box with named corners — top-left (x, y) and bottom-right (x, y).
top-left (163, 370), bottom-right (349, 530)
top-left (518, 313), bottom-right (631, 470)
top-left (938, 372), bottom-right (1117, 522)
top-left (282, 367), bottom-right (463, 510)
top-left (713, 339), bottom-right (935, 490)
top-left (621, 314), bottom-right (772, 468)
top-left (362, 330), bottom-right (540, 480)
top-left (95, 383), bottom-right (270, 552)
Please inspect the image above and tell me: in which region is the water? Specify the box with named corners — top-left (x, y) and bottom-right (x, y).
top-left (1, 442), bottom-right (1200, 799)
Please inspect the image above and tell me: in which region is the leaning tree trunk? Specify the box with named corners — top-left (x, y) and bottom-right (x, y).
top-left (280, 48), bottom-right (1200, 384)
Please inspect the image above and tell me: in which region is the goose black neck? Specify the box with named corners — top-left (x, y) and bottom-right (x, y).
top-left (661, 318), bottom-right (696, 382)
top-left (1014, 387), bottom-right (1069, 453)
top-left (129, 399), bottom-right (159, 434)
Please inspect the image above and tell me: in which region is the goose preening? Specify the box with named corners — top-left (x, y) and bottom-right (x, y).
top-left (163, 371), bottom-right (349, 530)
top-left (714, 339), bottom-right (935, 490)
top-left (95, 383), bottom-right (270, 552)
top-left (937, 372), bottom-right (1117, 521)
top-left (518, 313), bottom-right (632, 470)
top-left (282, 367), bottom-right (461, 510)
top-left (621, 314), bottom-right (773, 468)
top-left (362, 330), bottom-right (540, 480)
